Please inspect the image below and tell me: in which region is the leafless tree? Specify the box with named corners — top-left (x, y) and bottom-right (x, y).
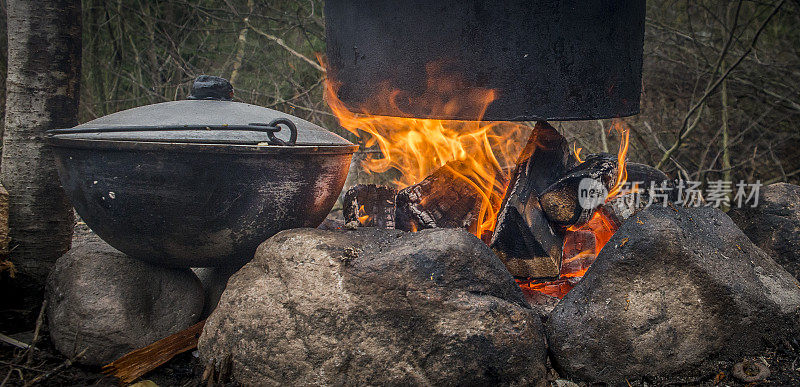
top-left (1, 0), bottom-right (81, 287)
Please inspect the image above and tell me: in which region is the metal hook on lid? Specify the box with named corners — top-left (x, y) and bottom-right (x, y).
top-left (250, 119), bottom-right (297, 146)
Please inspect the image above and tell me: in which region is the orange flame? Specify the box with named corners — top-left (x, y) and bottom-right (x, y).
top-left (357, 205), bottom-right (370, 225)
top-left (572, 144), bottom-right (584, 164)
top-left (324, 63), bottom-right (529, 238)
top-left (606, 119), bottom-right (630, 200)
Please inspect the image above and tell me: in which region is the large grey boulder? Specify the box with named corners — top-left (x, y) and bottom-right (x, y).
top-left (199, 228), bottom-right (548, 386)
top-left (46, 233), bottom-right (204, 366)
top-left (547, 205), bottom-right (800, 383)
top-left (729, 182), bottom-right (800, 279)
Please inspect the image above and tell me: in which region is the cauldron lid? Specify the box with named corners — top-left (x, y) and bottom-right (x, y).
top-left (50, 76), bottom-right (354, 147)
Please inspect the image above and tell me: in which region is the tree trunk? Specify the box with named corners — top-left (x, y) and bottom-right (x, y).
top-left (1, 0), bottom-right (81, 284)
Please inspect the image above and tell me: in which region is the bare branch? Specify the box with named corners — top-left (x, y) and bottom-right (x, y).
top-left (656, 0), bottom-right (786, 170)
top-left (245, 20), bottom-right (325, 73)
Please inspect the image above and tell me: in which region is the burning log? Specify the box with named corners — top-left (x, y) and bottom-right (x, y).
top-left (394, 160), bottom-right (504, 238)
top-left (490, 121), bottom-right (576, 278)
top-left (539, 157), bottom-right (676, 228)
top-left (343, 184), bottom-right (397, 228)
top-left (560, 229), bottom-right (597, 275)
top-left (538, 153), bottom-right (618, 226)
top-left (519, 160), bottom-right (676, 299)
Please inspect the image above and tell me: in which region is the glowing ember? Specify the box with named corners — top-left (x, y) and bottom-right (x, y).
top-left (325, 62), bottom-right (529, 238)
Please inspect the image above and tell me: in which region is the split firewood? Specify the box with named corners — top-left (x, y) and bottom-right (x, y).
top-left (103, 320), bottom-right (205, 384)
top-left (560, 229), bottom-right (597, 275)
top-left (395, 160), bottom-right (504, 236)
top-left (490, 121), bottom-right (576, 279)
top-left (343, 184), bottom-right (397, 228)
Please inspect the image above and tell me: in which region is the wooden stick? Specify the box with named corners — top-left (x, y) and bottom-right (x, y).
top-left (23, 348), bottom-right (87, 387)
top-left (25, 301), bottom-right (47, 365)
top-left (102, 320), bottom-right (206, 384)
top-left (0, 333), bottom-right (29, 350)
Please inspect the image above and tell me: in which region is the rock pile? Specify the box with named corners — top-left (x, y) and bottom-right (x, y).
top-left (198, 228), bottom-right (548, 386)
top-left (41, 183), bottom-right (800, 385)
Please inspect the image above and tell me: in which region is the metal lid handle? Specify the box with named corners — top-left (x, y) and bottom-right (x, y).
top-left (187, 75), bottom-right (234, 101)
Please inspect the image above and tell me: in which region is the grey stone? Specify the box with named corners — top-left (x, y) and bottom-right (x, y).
top-left (46, 233), bottom-right (204, 366)
top-left (546, 205), bottom-right (800, 383)
top-left (729, 182), bottom-right (800, 279)
top-left (192, 266), bottom-right (239, 317)
top-left (199, 228), bottom-right (548, 386)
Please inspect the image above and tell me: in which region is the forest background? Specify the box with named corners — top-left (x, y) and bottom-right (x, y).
top-left (0, 0), bottom-right (796, 188)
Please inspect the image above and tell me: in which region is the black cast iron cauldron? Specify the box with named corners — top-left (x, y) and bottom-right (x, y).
top-left (47, 76), bottom-right (358, 268)
top-left (325, 0), bottom-right (646, 121)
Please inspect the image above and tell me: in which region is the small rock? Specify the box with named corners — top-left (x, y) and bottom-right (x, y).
top-left (199, 228), bottom-right (548, 386)
top-left (46, 233), bottom-right (204, 366)
top-left (731, 359), bottom-right (770, 383)
top-left (317, 217), bottom-right (345, 230)
top-left (547, 205), bottom-right (800, 383)
top-left (729, 182), bottom-right (800, 279)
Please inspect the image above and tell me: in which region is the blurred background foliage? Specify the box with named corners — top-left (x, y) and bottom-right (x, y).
top-left (0, 0), bottom-right (796, 187)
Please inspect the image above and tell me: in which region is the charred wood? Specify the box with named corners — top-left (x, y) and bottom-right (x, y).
top-left (539, 157), bottom-right (676, 229)
top-left (343, 184), bottom-right (397, 228)
top-left (394, 160), bottom-right (500, 236)
top-left (602, 163), bottom-right (677, 224)
top-left (490, 121), bottom-right (575, 278)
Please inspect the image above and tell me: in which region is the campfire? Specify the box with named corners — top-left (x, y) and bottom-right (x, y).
top-left (326, 67), bottom-right (641, 301)
top-left (8, 0), bottom-right (800, 385)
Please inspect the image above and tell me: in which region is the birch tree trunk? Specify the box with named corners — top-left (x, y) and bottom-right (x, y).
top-left (1, 0), bottom-right (81, 284)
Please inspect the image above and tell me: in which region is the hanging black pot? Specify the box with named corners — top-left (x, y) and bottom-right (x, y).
top-left (47, 76), bottom-right (358, 268)
top-left (325, 0), bottom-right (646, 121)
